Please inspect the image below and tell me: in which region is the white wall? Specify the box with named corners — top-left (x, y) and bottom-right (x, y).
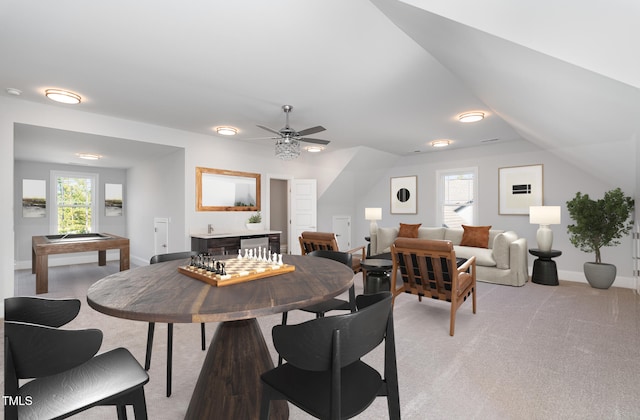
top-left (355, 138), bottom-right (636, 287)
top-left (1, 97), bottom-right (327, 302)
top-left (126, 148), bottom-right (185, 265)
top-left (13, 161), bottom-right (127, 267)
top-left (2, 96), bottom-right (637, 307)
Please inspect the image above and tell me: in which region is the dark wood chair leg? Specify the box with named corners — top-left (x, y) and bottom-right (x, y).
top-left (200, 323), bottom-right (206, 350)
top-left (278, 313), bottom-right (288, 366)
top-left (132, 387), bottom-right (149, 420)
top-left (144, 322), bottom-right (155, 371)
top-left (167, 323), bottom-right (173, 397)
top-left (116, 404), bottom-right (127, 420)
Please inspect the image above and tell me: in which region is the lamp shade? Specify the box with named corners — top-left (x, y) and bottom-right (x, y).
top-left (365, 207), bottom-right (382, 221)
top-left (529, 206), bottom-right (561, 225)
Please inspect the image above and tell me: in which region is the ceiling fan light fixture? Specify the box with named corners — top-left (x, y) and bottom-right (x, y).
top-left (45, 89), bottom-right (81, 104)
top-left (431, 139), bottom-right (452, 148)
top-left (275, 138), bottom-right (301, 160)
top-left (215, 126), bottom-right (238, 136)
top-left (458, 111), bottom-right (484, 123)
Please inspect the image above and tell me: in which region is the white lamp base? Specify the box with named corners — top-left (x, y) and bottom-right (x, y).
top-left (369, 221), bottom-right (378, 237)
top-left (536, 225), bottom-right (553, 252)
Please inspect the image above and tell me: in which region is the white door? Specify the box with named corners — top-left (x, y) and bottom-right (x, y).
top-left (154, 218), bottom-right (169, 255)
top-left (332, 215), bottom-right (351, 251)
top-left (289, 179), bottom-right (317, 255)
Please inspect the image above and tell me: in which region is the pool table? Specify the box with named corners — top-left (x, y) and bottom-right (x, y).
top-left (32, 233), bottom-right (130, 294)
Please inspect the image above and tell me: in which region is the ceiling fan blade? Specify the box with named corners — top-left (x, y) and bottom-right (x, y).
top-left (299, 137), bottom-right (330, 145)
top-left (296, 126), bottom-right (326, 137)
top-left (243, 136), bottom-right (279, 140)
top-left (257, 125), bottom-right (282, 135)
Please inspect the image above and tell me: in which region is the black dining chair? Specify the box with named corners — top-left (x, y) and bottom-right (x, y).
top-left (261, 292), bottom-right (400, 420)
top-left (278, 249), bottom-right (356, 365)
top-left (4, 297), bottom-right (149, 420)
top-left (5, 295), bottom-right (81, 326)
top-left (146, 250), bottom-right (204, 397)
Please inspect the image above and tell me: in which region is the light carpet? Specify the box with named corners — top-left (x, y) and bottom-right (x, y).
top-left (7, 262), bottom-right (640, 419)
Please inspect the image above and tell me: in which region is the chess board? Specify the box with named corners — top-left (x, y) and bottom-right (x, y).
top-left (178, 257), bottom-right (295, 287)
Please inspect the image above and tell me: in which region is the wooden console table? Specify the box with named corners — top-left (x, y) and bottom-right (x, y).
top-left (32, 233), bottom-right (130, 294)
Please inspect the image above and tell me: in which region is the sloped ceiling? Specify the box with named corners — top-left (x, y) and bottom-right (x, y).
top-left (372, 0), bottom-right (640, 193)
top-left (4, 0), bottom-right (639, 192)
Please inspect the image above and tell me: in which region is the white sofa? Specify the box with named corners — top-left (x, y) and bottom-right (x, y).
top-left (369, 226), bottom-right (529, 287)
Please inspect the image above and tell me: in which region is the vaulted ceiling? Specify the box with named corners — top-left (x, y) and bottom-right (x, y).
top-left (3, 1), bottom-right (638, 189)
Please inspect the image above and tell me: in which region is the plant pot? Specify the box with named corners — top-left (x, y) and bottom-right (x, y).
top-left (583, 262), bottom-right (616, 289)
top-left (245, 223), bottom-right (263, 231)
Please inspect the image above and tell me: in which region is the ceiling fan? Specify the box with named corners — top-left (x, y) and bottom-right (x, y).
top-left (257, 104), bottom-right (329, 145)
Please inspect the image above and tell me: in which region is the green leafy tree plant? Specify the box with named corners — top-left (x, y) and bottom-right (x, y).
top-left (566, 188), bottom-right (634, 264)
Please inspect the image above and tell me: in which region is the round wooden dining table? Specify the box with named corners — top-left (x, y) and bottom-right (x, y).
top-left (87, 254), bottom-right (354, 420)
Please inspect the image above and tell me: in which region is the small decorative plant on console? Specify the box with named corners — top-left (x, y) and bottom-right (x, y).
top-left (246, 212), bottom-right (263, 230)
top-left (566, 188), bottom-right (634, 289)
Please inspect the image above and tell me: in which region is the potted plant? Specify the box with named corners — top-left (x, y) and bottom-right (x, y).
top-left (246, 211), bottom-right (263, 230)
top-left (566, 188), bottom-right (634, 289)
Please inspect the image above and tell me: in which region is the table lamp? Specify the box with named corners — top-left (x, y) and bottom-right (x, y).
top-left (365, 207), bottom-right (382, 236)
top-left (529, 206), bottom-right (561, 252)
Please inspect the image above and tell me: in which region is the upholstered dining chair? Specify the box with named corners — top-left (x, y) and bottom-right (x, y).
top-left (4, 297), bottom-right (149, 420)
top-left (390, 237), bottom-right (477, 336)
top-left (298, 231), bottom-right (366, 273)
top-left (278, 249), bottom-right (357, 365)
top-left (261, 292), bottom-right (400, 420)
top-left (147, 250), bottom-right (203, 397)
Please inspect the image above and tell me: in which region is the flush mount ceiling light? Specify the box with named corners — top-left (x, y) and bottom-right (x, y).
top-left (45, 89), bottom-right (82, 104)
top-left (458, 111), bottom-right (485, 123)
top-left (215, 126), bottom-right (238, 136)
top-left (76, 153), bottom-right (101, 160)
top-left (431, 139), bottom-right (452, 148)
top-left (305, 145), bottom-right (324, 153)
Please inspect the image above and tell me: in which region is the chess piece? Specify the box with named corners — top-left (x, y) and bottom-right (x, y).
top-left (278, 254), bottom-right (283, 266)
top-left (238, 249), bottom-right (242, 259)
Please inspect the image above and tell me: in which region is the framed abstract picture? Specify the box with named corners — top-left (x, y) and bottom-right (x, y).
top-left (498, 164), bottom-right (543, 215)
top-left (390, 175), bottom-right (417, 214)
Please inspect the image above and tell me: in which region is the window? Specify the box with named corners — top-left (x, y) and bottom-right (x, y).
top-left (51, 171), bottom-right (98, 234)
top-left (436, 168), bottom-right (477, 228)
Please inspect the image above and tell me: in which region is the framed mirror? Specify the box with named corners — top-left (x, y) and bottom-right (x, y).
top-left (196, 167), bottom-right (261, 211)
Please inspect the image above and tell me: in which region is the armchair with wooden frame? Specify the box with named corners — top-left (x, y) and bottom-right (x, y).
top-left (390, 238), bottom-right (477, 336)
top-left (298, 231), bottom-right (366, 274)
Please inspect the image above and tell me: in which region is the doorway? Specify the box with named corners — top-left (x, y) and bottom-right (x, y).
top-left (269, 179), bottom-right (289, 253)
top-left (332, 215), bottom-right (352, 251)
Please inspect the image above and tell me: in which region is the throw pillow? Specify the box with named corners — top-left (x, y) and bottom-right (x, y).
top-left (460, 225), bottom-right (492, 248)
top-left (398, 223), bottom-right (421, 238)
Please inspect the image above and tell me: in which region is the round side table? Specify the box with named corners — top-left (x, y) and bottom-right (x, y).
top-left (529, 249), bottom-right (562, 286)
top-left (360, 258), bottom-right (393, 294)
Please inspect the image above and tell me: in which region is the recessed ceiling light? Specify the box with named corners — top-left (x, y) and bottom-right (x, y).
top-left (215, 126), bottom-right (238, 136)
top-left (45, 89), bottom-right (81, 104)
top-left (76, 153), bottom-right (101, 160)
top-left (6, 88), bottom-right (22, 96)
top-left (458, 111), bottom-right (484, 123)
top-left (305, 145), bottom-right (324, 153)
top-left (431, 140), bottom-right (452, 148)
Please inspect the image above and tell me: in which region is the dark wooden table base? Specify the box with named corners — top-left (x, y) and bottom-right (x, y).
top-left (185, 319), bottom-right (288, 420)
